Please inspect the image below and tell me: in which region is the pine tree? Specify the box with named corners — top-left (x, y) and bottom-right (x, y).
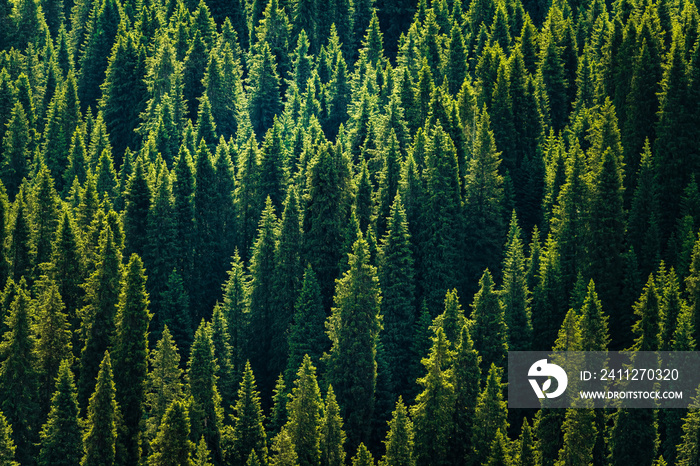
top-left (321, 386), bottom-right (346, 466)
top-left (38, 360), bottom-right (82, 466)
top-left (145, 326), bottom-right (184, 443)
top-left (0, 410), bottom-right (18, 466)
top-left (247, 197), bottom-right (280, 394)
top-left (501, 212), bottom-right (532, 351)
top-left (286, 354), bottom-right (323, 466)
top-left (268, 374), bottom-right (288, 439)
top-left (187, 321), bottom-right (223, 463)
top-left (222, 251), bottom-right (248, 383)
top-left (247, 42), bottom-right (282, 137)
top-left (82, 351), bottom-right (118, 466)
top-left (210, 305), bottom-right (236, 420)
top-left (464, 108), bottom-right (505, 286)
top-left (0, 281), bottom-right (38, 464)
top-left (555, 408), bottom-right (597, 466)
top-left (578, 280), bottom-right (610, 351)
top-left (450, 325), bottom-right (481, 465)
top-left (609, 407), bottom-right (658, 466)
top-left (412, 328), bottom-right (454, 466)
top-left (677, 390), bottom-right (700, 466)
top-left (353, 443), bottom-right (375, 466)
top-left (229, 361), bottom-right (268, 465)
top-left (78, 226), bottom-right (121, 410)
top-left (379, 192), bottom-right (415, 395)
top-left (516, 418), bottom-right (536, 466)
top-left (123, 157), bottom-right (151, 259)
top-left (286, 265), bottom-right (327, 385)
top-left (471, 365), bottom-right (508, 466)
top-left (9, 189), bottom-right (33, 282)
top-left (1, 102), bottom-right (31, 197)
top-left (30, 163), bottom-right (61, 271)
top-left (34, 279), bottom-right (72, 414)
top-left (326, 236), bottom-right (382, 449)
top-left (471, 270), bottom-right (508, 375)
top-left (148, 399), bottom-right (193, 466)
top-left (112, 254), bottom-right (151, 465)
top-left (632, 275), bottom-right (661, 351)
top-left (270, 429), bottom-right (298, 466)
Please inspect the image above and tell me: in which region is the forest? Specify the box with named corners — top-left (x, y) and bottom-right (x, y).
top-left (0, 0), bottom-right (700, 462)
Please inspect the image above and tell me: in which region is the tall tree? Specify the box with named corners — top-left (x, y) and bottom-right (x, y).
top-left (112, 254), bottom-right (151, 466)
top-left (82, 351), bottom-right (118, 466)
top-left (229, 361), bottom-right (268, 465)
top-left (326, 237), bottom-right (382, 449)
top-left (285, 354), bottom-right (323, 466)
top-left (148, 399), bottom-right (194, 466)
top-left (38, 360), bottom-right (82, 466)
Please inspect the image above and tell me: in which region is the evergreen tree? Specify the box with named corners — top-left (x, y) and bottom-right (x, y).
top-left (82, 351), bottom-right (118, 466)
top-left (471, 365), bottom-right (508, 466)
top-left (78, 226), bottom-right (121, 410)
top-left (148, 399), bottom-right (193, 466)
top-left (0, 410), bottom-right (18, 466)
top-left (187, 321), bottom-right (223, 463)
top-left (0, 281), bottom-right (38, 464)
top-left (379, 192), bottom-right (415, 395)
top-left (501, 212), bottom-right (532, 351)
top-left (112, 254), bottom-right (151, 465)
top-left (145, 326), bottom-right (184, 443)
top-left (326, 236), bottom-right (382, 449)
top-left (412, 328), bottom-right (454, 466)
top-left (632, 275), bottom-right (661, 351)
top-left (123, 157), bottom-right (151, 259)
top-left (229, 361), bottom-right (268, 465)
top-left (381, 397), bottom-right (415, 466)
top-left (247, 42), bottom-right (282, 137)
top-left (286, 354), bottom-right (323, 466)
top-left (34, 279), bottom-right (72, 414)
top-left (321, 385), bottom-right (346, 466)
top-left (1, 102), bottom-right (31, 197)
top-left (471, 270), bottom-right (508, 375)
top-left (38, 360), bottom-right (82, 466)
top-left (286, 265), bottom-right (327, 385)
top-left (609, 408), bottom-right (658, 466)
top-left (353, 443), bottom-right (375, 466)
top-left (450, 325), bottom-right (481, 466)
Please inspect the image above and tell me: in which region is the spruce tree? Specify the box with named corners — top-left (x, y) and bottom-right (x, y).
top-left (412, 327), bottom-right (454, 466)
top-left (247, 42), bottom-right (282, 137)
top-left (286, 265), bottom-right (327, 385)
top-left (286, 354), bottom-right (323, 466)
top-left (326, 237), bottom-right (382, 449)
top-left (0, 410), bottom-right (18, 466)
top-left (378, 192), bottom-right (415, 395)
top-left (632, 275), bottom-right (661, 351)
top-left (38, 360), bottom-right (82, 466)
top-left (1, 102), bottom-right (31, 197)
top-left (320, 386), bottom-right (346, 466)
top-left (78, 226), bottom-right (121, 410)
top-left (123, 157), bottom-right (151, 260)
top-left (0, 281), bottom-right (38, 464)
top-left (148, 399), bottom-right (193, 466)
top-left (145, 326), bottom-right (184, 443)
top-left (381, 396), bottom-right (415, 466)
top-left (353, 443), bottom-right (375, 466)
top-left (187, 320), bottom-right (223, 463)
top-left (471, 365), bottom-right (508, 466)
top-left (229, 361), bottom-right (268, 465)
top-left (471, 270), bottom-right (508, 375)
top-left (112, 254), bottom-right (151, 465)
top-left (82, 351), bottom-right (118, 466)
top-left (501, 212), bottom-right (532, 352)
top-left (34, 279), bottom-right (72, 414)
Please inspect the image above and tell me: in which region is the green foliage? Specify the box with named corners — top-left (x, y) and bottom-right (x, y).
top-left (228, 361), bottom-right (268, 465)
top-left (381, 397), bottom-right (415, 466)
top-left (38, 360), bottom-right (83, 466)
top-left (286, 354), bottom-right (323, 466)
top-left (148, 399), bottom-right (194, 466)
top-left (82, 351), bottom-right (118, 466)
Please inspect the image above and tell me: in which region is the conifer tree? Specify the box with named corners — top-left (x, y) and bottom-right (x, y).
top-left (286, 354), bottom-right (323, 466)
top-left (210, 305), bottom-right (236, 419)
top-left (112, 254), bottom-right (150, 464)
top-left (78, 226), bottom-right (121, 410)
top-left (450, 325), bottom-right (481, 465)
top-left (286, 265), bottom-right (327, 385)
top-left (268, 374), bottom-right (288, 438)
top-left (0, 281), bottom-right (38, 464)
top-left (412, 328), bottom-right (454, 466)
top-left (123, 157), bottom-right (151, 259)
top-left (379, 192), bottom-right (415, 394)
top-left (353, 443), bottom-right (375, 466)
top-left (501, 212), bottom-right (532, 351)
top-left (38, 360), bottom-right (82, 466)
top-left (145, 326), bottom-right (184, 443)
top-left (247, 42), bottom-right (282, 137)
top-left (1, 102), bottom-right (31, 197)
top-left (471, 270), bottom-right (508, 375)
top-left (229, 361), bottom-right (268, 465)
top-left (222, 251), bottom-right (248, 382)
top-left (0, 410), bottom-right (18, 466)
top-left (187, 321), bottom-right (223, 463)
top-left (148, 399), bottom-right (193, 466)
top-left (471, 365), bottom-right (508, 466)
top-left (516, 418), bottom-right (536, 466)
top-left (247, 197), bottom-right (280, 393)
top-left (270, 429), bottom-right (298, 466)
top-left (82, 351), bottom-right (118, 466)
top-left (381, 397), bottom-right (415, 466)
top-left (9, 189), bottom-right (33, 282)
top-left (609, 407), bottom-right (658, 466)
top-left (321, 386), bottom-right (346, 466)
top-left (555, 407), bottom-right (597, 466)
top-left (34, 279), bottom-right (72, 414)
top-left (326, 236), bottom-right (382, 449)
top-left (464, 108), bottom-right (505, 285)
top-left (632, 275), bottom-right (661, 351)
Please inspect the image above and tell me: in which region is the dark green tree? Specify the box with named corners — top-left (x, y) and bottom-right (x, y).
top-left (82, 351), bottom-right (118, 466)
top-left (148, 399), bottom-right (194, 466)
top-left (286, 354), bottom-right (323, 466)
top-left (228, 361), bottom-right (268, 465)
